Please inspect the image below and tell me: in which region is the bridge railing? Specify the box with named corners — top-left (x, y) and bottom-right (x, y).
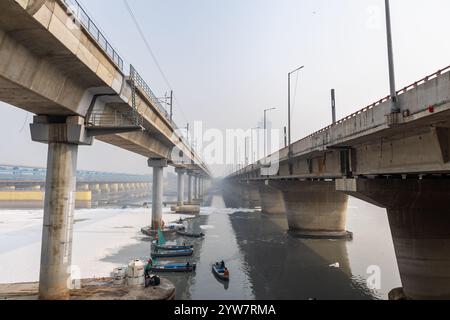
top-left (129, 65), bottom-right (174, 126)
top-left (58, 0), bottom-right (206, 172)
top-left (299, 65), bottom-right (450, 143)
top-left (86, 111), bottom-right (143, 128)
top-left (61, 0), bottom-right (124, 72)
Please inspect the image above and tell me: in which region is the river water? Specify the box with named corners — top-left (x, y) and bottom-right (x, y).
top-left (0, 194), bottom-right (401, 300)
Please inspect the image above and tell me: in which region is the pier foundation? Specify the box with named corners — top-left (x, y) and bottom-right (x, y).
top-left (257, 182), bottom-right (286, 215)
top-left (270, 180), bottom-right (352, 239)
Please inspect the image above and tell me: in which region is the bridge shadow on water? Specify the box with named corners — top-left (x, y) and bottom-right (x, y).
top-left (229, 211), bottom-right (378, 300)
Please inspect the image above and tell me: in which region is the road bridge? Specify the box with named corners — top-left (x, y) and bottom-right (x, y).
top-left (226, 66), bottom-right (450, 300)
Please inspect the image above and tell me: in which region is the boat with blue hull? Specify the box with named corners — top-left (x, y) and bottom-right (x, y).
top-left (151, 263), bottom-right (197, 273)
top-left (151, 249), bottom-right (194, 258)
top-left (212, 263), bottom-right (230, 282)
top-left (154, 244), bottom-right (194, 251)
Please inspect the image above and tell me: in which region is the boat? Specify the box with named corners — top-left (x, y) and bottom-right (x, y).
top-left (212, 263), bottom-right (230, 281)
top-left (177, 231), bottom-right (205, 238)
top-left (166, 223), bottom-right (186, 231)
top-left (151, 249), bottom-right (194, 258)
top-left (141, 227), bottom-right (177, 237)
top-left (154, 243), bottom-right (194, 251)
top-left (150, 263), bottom-right (196, 273)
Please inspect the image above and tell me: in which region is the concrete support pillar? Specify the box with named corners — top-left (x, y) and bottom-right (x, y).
top-left (188, 173), bottom-right (193, 204)
top-left (193, 176), bottom-right (198, 199)
top-left (175, 168), bottom-right (186, 206)
top-left (30, 115), bottom-right (93, 300)
top-left (148, 159), bottom-right (168, 231)
top-left (77, 184), bottom-right (89, 191)
top-left (110, 183), bottom-right (119, 193)
top-left (257, 182), bottom-right (286, 215)
top-left (337, 178), bottom-right (450, 300)
top-left (100, 183), bottom-right (110, 193)
top-left (89, 184), bottom-right (100, 193)
top-left (200, 179), bottom-right (204, 198)
top-left (270, 180), bottom-right (351, 240)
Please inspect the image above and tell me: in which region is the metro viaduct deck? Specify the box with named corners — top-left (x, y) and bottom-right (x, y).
top-left (0, 0), bottom-right (210, 299)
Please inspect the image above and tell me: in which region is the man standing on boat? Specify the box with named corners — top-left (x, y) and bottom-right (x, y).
top-left (145, 258), bottom-right (153, 278)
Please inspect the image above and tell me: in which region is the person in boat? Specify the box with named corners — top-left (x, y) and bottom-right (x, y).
top-left (145, 259), bottom-right (153, 278)
top-left (220, 260), bottom-right (225, 269)
top-left (223, 268), bottom-right (230, 278)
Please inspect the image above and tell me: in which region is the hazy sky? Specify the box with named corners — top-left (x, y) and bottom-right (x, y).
top-left (1, 0), bottom-right (450, 176)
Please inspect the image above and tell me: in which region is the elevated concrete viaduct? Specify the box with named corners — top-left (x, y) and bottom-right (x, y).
top-left (227, 65), bottom-right (450, 299)
top-left (0, 0), bottom-right (210, 299)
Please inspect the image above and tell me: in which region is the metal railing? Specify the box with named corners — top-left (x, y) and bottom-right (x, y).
top-left (129, 65), bottom-right (174, 125)
top-left (299, 65), bottom-right (450, 142)
top-left (86, 111), bottom-right (143, 128)
top-left (56, 0), bottom-right (202, 167)
top-left (60, 0), bottom-right (124, 71)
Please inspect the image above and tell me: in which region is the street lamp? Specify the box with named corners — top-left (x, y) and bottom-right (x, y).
top-left (264, 107), bottom-right (276, 159)
top-left (288, 65), bottom-right (304, 158)
top-left (385, 0), bottom-right (399, 113)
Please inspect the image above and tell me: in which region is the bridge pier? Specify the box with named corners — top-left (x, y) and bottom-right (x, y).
top-left (257, 182), bottom-right (286, 215)
top-left (188, 173), bottom-right (194, 204)
top-left (175, 168), bottom-right (186, 207)
top-left (338, 178), bottom-right (450, 300)
top-left (30, 116), bottom-right (93, 300)
top-left (148, 159), bottom-right (167, 230)
top-left (270, 180), bottom-right (352, 240)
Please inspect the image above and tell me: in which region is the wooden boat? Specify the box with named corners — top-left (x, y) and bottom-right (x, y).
top-left (154, 244), bottom-right (194, 251)
top-left (176, 231), bottom-right (205, 238)
top-left (151, 249), bottom-right (194, 258)
top-left (212, 263), bottom-right (230, 282)
top-left (150, 263), bottom-right (196, 273)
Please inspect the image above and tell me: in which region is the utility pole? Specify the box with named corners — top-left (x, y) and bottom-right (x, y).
top-left (288, 66), bottom-right (304, 158)
top-left (331, 89), bottom-right (337, 124)
top-left (385, 0), bottom-right (399, 113)
top-left (244, 137), bottom-right (249, 166)
top-left (170, 90), bottom-right (173, 121)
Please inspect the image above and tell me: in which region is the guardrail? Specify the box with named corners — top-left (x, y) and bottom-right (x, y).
top-left (57, 0), bottom-right (207, 173)
top-left (301, 65), bottom-right (450, 141)
top-left (129, 65), bottom-right (174, 124)
top-left (86, 111), bottom-right (143, 128)
top-left (60, 0), bottom-right (124, 71)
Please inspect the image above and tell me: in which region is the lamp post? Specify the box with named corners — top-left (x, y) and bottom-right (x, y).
top-left (385, 0), bottom-right (399, 113)
top-left (288, 66), bottom-right (304, 158)
top-left (264, 108), bottom-right (276, 159)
